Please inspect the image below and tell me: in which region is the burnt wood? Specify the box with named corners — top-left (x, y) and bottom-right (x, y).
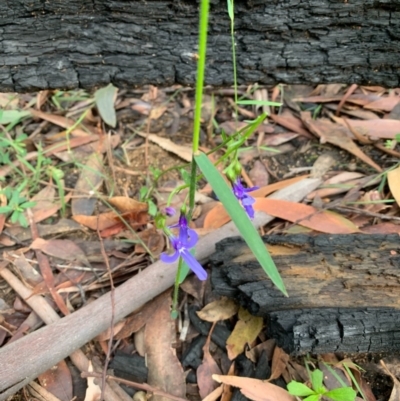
top-left (0, 0), bottom-right (399, 92)
top-left (211, 234), bottom-right (400, 354)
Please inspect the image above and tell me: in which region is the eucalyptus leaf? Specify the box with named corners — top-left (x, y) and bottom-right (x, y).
top-left (194, 151), bottom-right (287, 295)
top-left (94, 84), bottom-right (118, 127)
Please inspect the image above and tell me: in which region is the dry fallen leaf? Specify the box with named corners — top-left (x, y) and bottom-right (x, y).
top-left (144, 291), bottom-right (186, 401)
top-left (267, 346), bottom-right (290, 382)
top-left (197, 297), bottom-right (239, 322)
top-left (388, 165), bottom-right (400, 207)
top-left (202, 386), bottom-right (224, 401)
top-left (108, 197), bottom-right (148, 214)
top-left (307, 172), bottom-right (365, 200)
top-left (30, 109), bottom-right (95, 136)
top-left (301, 112), bottom-right (382, 172)
top-left (269, 112), bottom-right (311, 138)
top-left (254, 198), bottom-right (360, 234)
top-left (338, 118), bottom-right (400, 139)
top-left (197, 324), bottom-right (222, 398)
top-left (212, 375), bottom-right (295, 401)
top-left (38, 360), bottom-right (73, 401)
top-left (30, 186), bottom-right (73, 224)
top-left (114, 294), bottom-right (167, 340)
top-left (73, 212), bottom-right (118, 231)
top-left (245, 339), bottom-right (276, 363)
top-left (226, 307), bottom-right (263, 360)
top-left (249, 160), bottom-right (269, 188)
top-left (362, 223), bottom-right (400, 235)
top-left (30, 238), bottom-right (89, 265)
top-left (71, 153), bottom-right (104, 216)
top-left (137, 132), bottom-right (192, 162)
top-left (203, 175), bottom-right (310, 229)
top-left (364, 97), bottom-right (400, 112)
top-left (380, 360), bottom-right (400, 401)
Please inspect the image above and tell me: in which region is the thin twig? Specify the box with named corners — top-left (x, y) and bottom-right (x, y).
top-left (97, 214), bottom-right (116, 401)
top-left (333, 206), bottom-right (400, 222)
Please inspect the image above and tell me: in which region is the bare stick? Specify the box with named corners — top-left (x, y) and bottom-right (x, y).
top-left (0, 264), bottom-right (129, 401)
top-left (0, 178), bottom-right (321, 400)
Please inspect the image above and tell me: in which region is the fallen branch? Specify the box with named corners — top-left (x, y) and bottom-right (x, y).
top-left (0, 178), bottom-right (321, 399)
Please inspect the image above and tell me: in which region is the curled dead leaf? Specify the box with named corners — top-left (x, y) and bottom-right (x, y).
top-left (197, 297), bottom-right (239, 322)
top-left (212, 375), bottom-right (295, 401)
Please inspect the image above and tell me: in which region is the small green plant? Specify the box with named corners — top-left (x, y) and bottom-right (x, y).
top-left (0, 187), bottom-right (36, 227)
top-left (385, 133), bottom-right (400, 149)
top-left (287, 368), bottom-right (357, 401)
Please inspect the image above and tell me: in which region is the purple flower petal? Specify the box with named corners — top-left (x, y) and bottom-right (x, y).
top-left (181, 248), bottom-right (207, 280)
top-left (185, 228), bottom-right (198, 248)
top-left (244, 204), bottom-right (255, 219)
top-left (178, 213), bottom-right (188, 228)
top-left (161, 251), bottom-right (179, 263)
top-left (241, 195), bottom-right (255, 206)
top-left (165, 206), bottom-right (176, 217)
top-left (232, 179), bottom-right (257, 219)
top-left (245, 186), bottom-right (259, 193)
top-left (161, 212), bottom-right (205, 280)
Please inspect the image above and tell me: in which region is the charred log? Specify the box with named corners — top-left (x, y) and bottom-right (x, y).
top-left (0, 0), bottom-right (399, 91)
top-left (211, 234), bottom-right (400, 354)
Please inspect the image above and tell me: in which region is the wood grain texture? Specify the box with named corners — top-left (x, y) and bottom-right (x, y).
top-left (0, 0), bottom-right (399, 91)
top-left (211, 234), bottom-right (400, 354)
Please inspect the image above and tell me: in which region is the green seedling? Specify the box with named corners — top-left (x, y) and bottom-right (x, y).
top-left (139, 185), bottom-right (157, 216)
top-left (287, 368), bottom-right (357, 401)
top-left (0, 187), bottom-right (36, 227)
top-left (47, 166), bottom-right (66, 217)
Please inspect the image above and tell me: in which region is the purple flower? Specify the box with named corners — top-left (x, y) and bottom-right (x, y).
top-left (161, 214), bottom-right (207, 280)
top-left (232, 179), bottom-right (259, 219)
top-left (164, 206), bottom-right (176, 217)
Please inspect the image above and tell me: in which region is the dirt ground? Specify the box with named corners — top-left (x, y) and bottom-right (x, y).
top-left (1, 84), bottom-right (400, 401)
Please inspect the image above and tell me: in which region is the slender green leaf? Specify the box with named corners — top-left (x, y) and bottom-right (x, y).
top-left (94, 84), bottom-right (118, 127)
top-left (227, 0), bottom-right (234, 20)
top-left (287, 381), bottom-right (315, 397)
top-left (237, 100), bottom-right (282, 107)
top-left (194, 152), bottom-right (287, 295)
top-left (324, 387), bottom-right (357, 401)
top-left (0, 110), bottom-right (31, 125)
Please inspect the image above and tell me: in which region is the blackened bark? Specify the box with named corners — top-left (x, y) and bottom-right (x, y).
top-left (0, 0), bottom-right (399, 92)
top-left (211, 234), bottom-right (400, 354)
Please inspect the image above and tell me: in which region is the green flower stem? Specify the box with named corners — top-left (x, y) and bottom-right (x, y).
top-left (171, 257), bottom-right (184, 319)
top-left (188, 156), bottom-right (198, 218)
top-left (192, 0), bottom-right (210, 154)
top-left (227, 0), bottom-right (238, 107)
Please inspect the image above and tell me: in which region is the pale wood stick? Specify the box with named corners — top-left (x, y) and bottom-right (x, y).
top-left (0, 178), bottom-right (321, 400)
top-left (0, 266), bottom-right (130, 401)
